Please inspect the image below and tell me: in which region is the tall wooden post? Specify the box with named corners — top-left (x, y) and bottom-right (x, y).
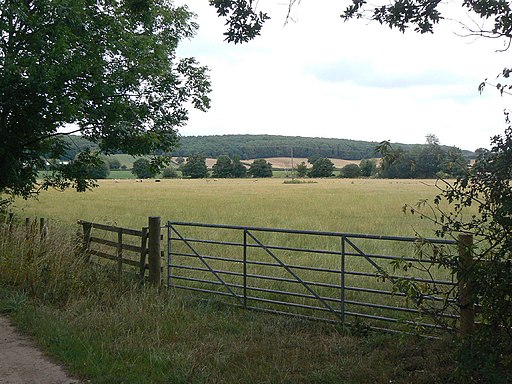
top-left (82, 222), bottom-right (92, 260)
top-left (139, 227), bottom-right (148, 282)
top-left (8, 213), bottom-right (14, 234)
top-left (148, 217), bottom-right (161, 286)
top-left (458, 234), bottom-right (475, 337)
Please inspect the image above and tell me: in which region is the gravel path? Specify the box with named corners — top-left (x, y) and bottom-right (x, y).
top-left (0, 316), bottom-right (80, 384)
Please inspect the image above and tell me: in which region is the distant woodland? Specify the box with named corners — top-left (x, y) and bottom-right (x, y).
top-left (59, 134), bottom-right (475, 161)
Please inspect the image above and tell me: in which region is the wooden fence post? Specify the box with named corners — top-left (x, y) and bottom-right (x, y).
top-left (139, 227), bottom-right (148, 282)
top-left (148, 217), bottom-right (161, 286)
top-left (458, 234), bottom-right (475, 337)
top-left (8, 213), bottom-right (14, 234)
top-left (25, 217), bottom-right (30, 240)
top-left (82, 222), bottom-right (92, 260)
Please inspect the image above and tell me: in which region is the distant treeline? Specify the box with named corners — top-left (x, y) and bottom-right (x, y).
top-left (170, 135), bottom-right (475, 160)
top-left (58, 134), bottom-right (475, 161)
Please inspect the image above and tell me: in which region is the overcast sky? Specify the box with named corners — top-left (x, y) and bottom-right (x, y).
top-left (175, 1), bottom-right (510, 151)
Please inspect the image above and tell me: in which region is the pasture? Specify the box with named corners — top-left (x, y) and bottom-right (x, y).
top-left (16, 178), bottom-right (447, 237)
top-left (2, 178), bottom-right (467, 382)
top-left (16, 178), bottom-right (460, 333)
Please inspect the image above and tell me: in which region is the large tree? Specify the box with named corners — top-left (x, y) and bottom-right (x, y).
top-left (181, 155), bottom-right (208, 178)
top-left (1, 0), bottom-right (211, 207)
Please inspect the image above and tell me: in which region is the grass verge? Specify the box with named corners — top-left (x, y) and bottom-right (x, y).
top-left (0, 220), bottom-right (456, 383)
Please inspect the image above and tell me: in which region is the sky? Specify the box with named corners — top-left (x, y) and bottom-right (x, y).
top-left (174, 1), bottom-right (511, 151)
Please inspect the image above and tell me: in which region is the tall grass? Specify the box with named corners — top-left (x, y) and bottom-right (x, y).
top-left (13, 179), bottom-right (463, 333)
top-left (0, 220), bottom-right (456, 383)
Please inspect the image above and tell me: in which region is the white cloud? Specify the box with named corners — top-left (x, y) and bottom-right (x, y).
top-left (176, 1), bottom-right (510, 151)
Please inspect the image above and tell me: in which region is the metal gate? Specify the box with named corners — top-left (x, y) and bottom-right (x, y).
top-left (165, 221), bottom-right (458, 335)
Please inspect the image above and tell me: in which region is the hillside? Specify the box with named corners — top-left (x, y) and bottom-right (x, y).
top-left (171, 135), bottom-right (474, 160)
top-left (58, 134), bottom-right (474, 161)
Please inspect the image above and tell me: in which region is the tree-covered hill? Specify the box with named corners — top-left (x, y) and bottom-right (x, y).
top-left (59, 134), bottom-right (474, 161)
top-left (171, 135), bottom-right (474, 160)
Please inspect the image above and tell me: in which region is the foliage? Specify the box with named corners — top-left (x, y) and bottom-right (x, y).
top-left (231, 155), bottom-right (247, 178)
top-left (132, 158), bottom-right (156, 179)
top-left (340, 163), bottom-right (361, 178)
top-left (296, 162), bottom-right (308, 177)
top-left (248, 159), bottom-right (273, 178)
top-left (376, 138), bottom-right (467, 179)
top-left (212, 155), bottom-right (234, 178)
top-left (107, 157), bottom-right (121, 171)
top-left (161, 167), bottom-right (178, 179)
top-left (389, 125), bottom-right (511, 381)
top-left (309, 158), bottom-right (335, 178)
top-left (0, 0), bottom-right (211, 205)
top-left (181, 155), bottom-right (208, 179)
top-left (209, 0), bottom-right (270, 43)
top-left (359, 159), bottom-right (377, 177)
top-left (169, 134), bottom-right (469, 161)
top-left (86, 156), bottom-right (110, 179)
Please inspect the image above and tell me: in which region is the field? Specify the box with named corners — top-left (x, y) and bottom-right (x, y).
top-left (2, 178), bottom-right (468, 383)
top-left (16, 178), bottom-right (446, 236)
top-left (16, 178), bottom-right (459, 330)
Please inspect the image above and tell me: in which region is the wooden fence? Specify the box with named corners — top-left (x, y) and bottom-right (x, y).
top-left (78, 217), bottom-right (161, 285)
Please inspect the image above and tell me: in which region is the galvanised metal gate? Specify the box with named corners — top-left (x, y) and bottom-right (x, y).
top-left (166, 221), bottom-right (458, 335)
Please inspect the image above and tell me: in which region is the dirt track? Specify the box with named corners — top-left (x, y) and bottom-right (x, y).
top-left (0, 316), bottom-right (80, 384)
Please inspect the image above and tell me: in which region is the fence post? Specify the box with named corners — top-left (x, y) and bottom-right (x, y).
top-left (139, 227), bottom-right (148, 282)
top-left (81, 222), bottom-right (92, 260)
top-left (8, 213), bottom-right (14, 234)
top-left (148, 216), bottom-right (161, 286)
top-left (458, 234), bottom-right (475, 337)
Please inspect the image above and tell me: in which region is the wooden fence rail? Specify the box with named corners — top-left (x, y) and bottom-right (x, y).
top-left (78, 219), bottom-right (155, 283)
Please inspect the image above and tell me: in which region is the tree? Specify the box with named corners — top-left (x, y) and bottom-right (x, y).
top-left (340, 163), bottom-right (361, 178)
top-left (231, 155), bottom-right (247, 178)
top-left (107, 157), bottom-right (122, 171)
top-left (161, 167), bottom-right (178, 179)
top-left (1, 1), bottom-right (211, 207)
top-left (248, 159), bottom-right (273, 178)
top-left (210, 1), bottom-right (512, 44)
top-left (359, 159), bottom-right (377, 177)
top-left (212, 155), bottom-right (233, 178)
top-left (296, 162), bottom-right (308, 178)
top-left (132, 158), bottom-right (156, 179)
top-left (181, 155), bottom-right (208, 178)
top-left (86, 156), bottom-right (110, 179)
top-left (309, 158), bottom-right (334, 178)
top-left (415, 136), bottom-right (446, 178)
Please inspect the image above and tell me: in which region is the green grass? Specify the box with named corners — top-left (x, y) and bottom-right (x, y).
top-left (2, 180), bottom-right (472, 382)
top-left (17, 178), bottom-right (447, 234)
top-left (13, 178), bottom-right (462, 332)
top-left (0, 222), bottom-right (455, 383)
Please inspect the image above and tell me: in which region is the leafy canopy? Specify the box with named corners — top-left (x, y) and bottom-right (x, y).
top-left (0, 0), bottom-right (211, 205)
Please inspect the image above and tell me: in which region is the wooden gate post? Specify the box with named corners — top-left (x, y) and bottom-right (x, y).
top-left (458, 234), bottom-right (475, 337)
top-left (148, 217), bottom-right (161, 286)
top-left (80, 222), bottom-right (93, 261)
